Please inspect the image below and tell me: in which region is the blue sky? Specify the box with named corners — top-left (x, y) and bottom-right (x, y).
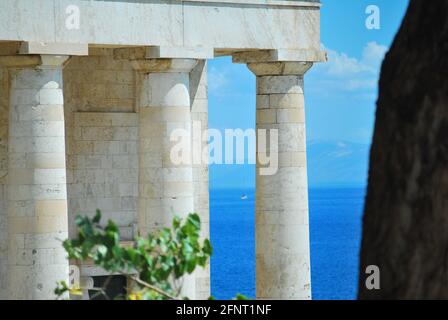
top-left (307, 0), bottom-right (409, 143)
top-left (208, 0), bottom-right (409, 189)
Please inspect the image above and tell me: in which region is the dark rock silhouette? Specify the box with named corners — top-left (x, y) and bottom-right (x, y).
top-left (358, 0), bottom-right (448, 299)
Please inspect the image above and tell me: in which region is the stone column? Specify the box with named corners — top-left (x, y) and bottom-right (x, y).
top-left (134, 59), bottom-right (198, 298)
top-left (6, 55), bottom-right (70, 299)
top-left (190, 60), bottom-right (210, 300)
top-left (248, 62), bottom-right (313, 300)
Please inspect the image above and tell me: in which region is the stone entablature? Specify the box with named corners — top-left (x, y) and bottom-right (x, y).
top-left (0, 0), bottom-right (323, 60)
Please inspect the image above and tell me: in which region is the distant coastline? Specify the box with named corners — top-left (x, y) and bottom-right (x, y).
top-left (209, 140), bottom-right (370, 190)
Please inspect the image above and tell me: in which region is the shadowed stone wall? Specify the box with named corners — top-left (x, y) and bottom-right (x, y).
top-left (0, 66), bottom-right (9, 297)
top-left (67, 112), bottom-right (138, 240)
top-left (64, 49), bottom-right (138, 240)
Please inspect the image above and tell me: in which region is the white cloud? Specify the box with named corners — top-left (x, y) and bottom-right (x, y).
top-left (324, 48), bottom-right (369, 77)
top-left (309, 42), bottom-right (388, 93)
top-left (346, 78), bottom-right (377, 90)
top-left (362, 41), bottom-right (388, 70)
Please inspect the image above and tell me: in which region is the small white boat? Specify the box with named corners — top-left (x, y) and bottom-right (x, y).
top-left (240, 194), bottom-right (248, 200)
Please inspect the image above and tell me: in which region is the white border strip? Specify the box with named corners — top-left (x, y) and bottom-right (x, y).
top-left (183, 0), bottom-right (321, 8)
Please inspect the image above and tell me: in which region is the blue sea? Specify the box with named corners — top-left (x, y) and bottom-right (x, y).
top-left (210, 187), bottom-right (365, 300)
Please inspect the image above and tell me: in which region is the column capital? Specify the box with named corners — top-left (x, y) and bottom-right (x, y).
top-left (0, 54), bottom-right (70, 69)
top-left (232, 48), bottom-right (323, 76)
top-left (113, 47), bottom-right (198, 73)
top-left (131, 58), bottom-right (198, 74)
top-left (247, 61), bottom-right (313, 76)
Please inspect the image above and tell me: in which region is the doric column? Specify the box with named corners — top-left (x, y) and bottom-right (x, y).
top-left (248, 61), bottom-right (313, 300)
top-left (5, 55), bottom-right (70, 299)
top-left (133, 58), bottom-right (199, 298)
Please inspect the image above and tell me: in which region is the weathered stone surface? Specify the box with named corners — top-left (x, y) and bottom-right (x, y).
top-left (135, 58), bottom-right (202, 299)
top-left (67, 112), bottom-right (138, 241)
top-left (358, 0), bottom-right (448, 299)
top-left (249, 62), bottom-right (312, 300)
top-left (6, 60), bottom-right (69, 300)
top-left (19, 42), bottom-right (88, 56)
top-left (190, 60), bottom-right (210, 299)
top-left (248, 61), bottom-right (313, 76)
top-left (0, 1), bottom-right (322, 56)
top-left (64, 51), bottom-right (135, 113)
top-left (0, 65), bottom-right (9, 299)
top-left (0, 55), bottom-right (41, 68)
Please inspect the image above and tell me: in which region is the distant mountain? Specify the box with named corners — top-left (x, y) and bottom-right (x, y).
top-left (209, 140), bottom-right (371, 189)
top-left (307, 140), bottom-right (370, 188)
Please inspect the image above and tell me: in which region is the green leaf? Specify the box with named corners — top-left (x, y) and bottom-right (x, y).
top-left (188, 213), bottom-right (201, 228)
top-left (186, 257), bottom-right (196, 273)
top-left (172, 216), bottom-right (181, 229)
top-left (203, 239), bottom-right (213, 255)
top-left (97, 245), bottom-right (107, 257)
top-left (93, 210), bottom-right (102, 224)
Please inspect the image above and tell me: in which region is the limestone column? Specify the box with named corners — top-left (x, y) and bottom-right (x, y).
top-left (134, 59), bottom-right (198, 298)
top-left (248, 62), bottom-right (313, 300)
top-left (6, 55), bottom-right (70, 299)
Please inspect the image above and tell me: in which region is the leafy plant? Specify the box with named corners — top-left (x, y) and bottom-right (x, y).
top-left (56, 210), bottom-right (212, 300)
